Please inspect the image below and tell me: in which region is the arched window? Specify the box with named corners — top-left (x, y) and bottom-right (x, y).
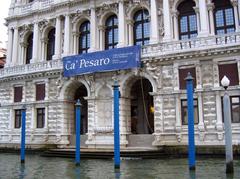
top-left (46, 28), bottom-right (55, 61)
top-left (133, 9), bottom-right (150, 46)
top-left (178, 0), bottom-right (197, 40)
top-left (79, 21), bottom-right (90, 54)
top-left (26, 33), bottom-right (33, 64)
top-left (213, 0), bottom-right (235, 35)
top-left (105, 15), bottom-right (118, 50)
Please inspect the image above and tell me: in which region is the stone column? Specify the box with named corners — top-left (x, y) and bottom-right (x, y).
top-left (53, 16), bottom-right (62, 59)
top-left (45, 79), bottom-right (49, 101)
top-left (232, 1), bottom-right (240, 32)
top-left (237, 59), bottom-right (240, 85)
top-left (12, 27), bottom-right (19, 66)
top-left (163, 0), bottom-right (172, 42)
top-left (32, 22), bottom-right (39, 63)
top-left (20, 42), bottom-right (27, 65)
top-left (213, 62), bottom-right (220, 88)
top-left (207, 3), bottom-right (215, 35)
top-left (6, 28), bottom-right (13, 67)
top-left (98, 25), bottom-right (104, 50)
top-left (198, 0), bottom-right (209, 36)
top-left (175, 94), bottom-right (181, 132)
top-left (196, 63), bottom-right (202, 89)
top-left (216, 91), bottom-right (223, 131)
top-left (89, 2), bottom-right (97, 52)
top-left (172, 11), bottom-right (179, 40)
top-left (118, 0), bottom-right (126, 47)
top-left (127, 19), bottom-right (134, 46)
top-left (40, 38), bottom-right (47, 61)
top-left (193, 7), bottom-right (201, 36)
top-left (197, 91), bottom-right (204, 131)
top-left (150, 0), bottom-right (159, 44)
top-left (238, 0), bottom-right (240, 22)
top-left (63, 14), bottom-right (70, 56)
top-left (72, 31), bottom-right (78, 54)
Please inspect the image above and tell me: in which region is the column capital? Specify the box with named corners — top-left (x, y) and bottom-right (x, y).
top-left (231, 0), bottom-right (238, 7)
top-left (207, 3), bottom-right (214, 11)
top-left (172, 10), bottom-right (179, 17)
top-left (193, 6), bottom-right (199, 13)
top-left (98, 25), bottom-right (105, 31)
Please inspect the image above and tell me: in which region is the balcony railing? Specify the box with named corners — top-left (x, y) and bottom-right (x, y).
top-left (0, 60), bottom-right (63, 78)
top-left (142, 32), bottom-right (240, 58)
top-left (0, 32), bottom-right (240, 78)
top-left (12, 0), bottom-right (82, 17)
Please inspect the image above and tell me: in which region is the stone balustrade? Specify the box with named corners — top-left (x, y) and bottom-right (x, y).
top-left (0, 60), bottom-right (62, 78)
top-left (142, 32), bottom-right (240, 58)
top-left (1, 32), bottom-right (240, 78)
top-left (13, 0), bottom-right (65, 16)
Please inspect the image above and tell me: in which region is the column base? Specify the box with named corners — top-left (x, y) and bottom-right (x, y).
top-left (216, 123), bottom-right (223, 131)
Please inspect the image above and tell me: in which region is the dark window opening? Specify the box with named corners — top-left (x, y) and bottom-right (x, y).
top-left (181, 99), bottom-right (199, 125)
top-left (218, 63), bottom-right (239, 86)
top-left (130, 78), bottom-right (154, 134)
top-left (36, 83), bottom-right (45, 101)
top-left (222, 96), bottom-right (240, 123)
top-left (179, 67), bottom-right (196, 90)
top-left (213, 0), bottom-right (235, 35)
top-left (37, 108), bottom-right (45, 128)
top-left (15, 109), bottom-right (22, 128)
top-left (105, 15), bottom-right (118, 50)
top-left (26, 33), bottom-right (33, 64)
top-left (46, 28), bottom-right (55, 61)
top-left (74, 85), bottom-right (88, 135)
top-left (79, 21), bottom-right (90, 54)
top-left (14, 86), bottom-right (23, 103)
top-left (178, 0), bottom-right (197, 40)
top-left (133, 9), bottom-right (150, 46)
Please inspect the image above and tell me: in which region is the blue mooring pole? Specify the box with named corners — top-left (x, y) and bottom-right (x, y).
top-left (185, 72), bottom-right (196, 170)
top-left (20, 105), bottom-right (26, 163)
top-left (75, 99), bottom-right (81, 166)
top-left (113, 80), bottom-right (120, 169)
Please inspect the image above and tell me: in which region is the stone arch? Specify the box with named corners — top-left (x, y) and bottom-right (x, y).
top-left (99, 11), bottom-right (118, 26)
top-left (59, 79), bottom-right (90, 100)
top-left (173, 0), bottom-right (198, 11)
top-left (41, 25), bottom-right (55, 39)
top-left (120, 71), bottom-right (157, 97)
top-left (20, 30), bottom-right (33, 44)
top-left (127, 4), bottom-right (150, 20)
top-left (73, 16), bottom-right (91, 32)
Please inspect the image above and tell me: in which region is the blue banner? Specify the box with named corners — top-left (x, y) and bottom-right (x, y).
top-left (63, 45), bottom-right (141, 77)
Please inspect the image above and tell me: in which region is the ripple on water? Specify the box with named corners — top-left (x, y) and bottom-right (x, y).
top-left (0, 153), bottom-right (239, 179)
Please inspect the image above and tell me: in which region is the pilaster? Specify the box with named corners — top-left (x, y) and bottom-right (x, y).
top-left (149, 0), bottom-right (159, 44)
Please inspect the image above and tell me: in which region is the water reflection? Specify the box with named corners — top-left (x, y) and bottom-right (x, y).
top-left (19, 164), bottom-right (25, 179)
top-left (115, 168), bottom-right (121, 179)
top-left (75, 167), bottom-right (81, 179)
top-left (189, 170), bottom-right (195, 179)
top-left (0, 154), bottom-right (239, 179)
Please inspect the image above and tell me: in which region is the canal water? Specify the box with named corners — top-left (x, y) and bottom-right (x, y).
top-left (0, 153), bottom-right (239, 179)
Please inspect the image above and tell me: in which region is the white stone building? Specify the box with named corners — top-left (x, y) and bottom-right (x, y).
top-left (0, 0), bottom-right (240, 149)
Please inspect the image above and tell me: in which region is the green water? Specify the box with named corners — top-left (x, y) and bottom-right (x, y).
top-left (0, 153), bottom-right (239, 179)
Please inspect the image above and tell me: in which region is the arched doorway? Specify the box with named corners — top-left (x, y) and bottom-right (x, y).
top-left (74, 85), bottom-right (88, 135)
top-left (130, 78), bottom-right (154, 134)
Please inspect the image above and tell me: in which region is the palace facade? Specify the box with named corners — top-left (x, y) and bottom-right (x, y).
top-left (0, 0), bottom-right (240, 149)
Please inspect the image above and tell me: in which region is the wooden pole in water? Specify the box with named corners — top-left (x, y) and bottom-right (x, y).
top-left (221, 76), bottom-right (234, 174)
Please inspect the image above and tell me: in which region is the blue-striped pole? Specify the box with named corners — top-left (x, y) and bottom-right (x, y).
top-left (75, 99), bottom-right (81, 166)
top-left (185, 72), bottom-right (196, 170)
top-left (20, 105), bottom-right (26, 163)
top-left (113, 80), bottom-right (120, 169)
